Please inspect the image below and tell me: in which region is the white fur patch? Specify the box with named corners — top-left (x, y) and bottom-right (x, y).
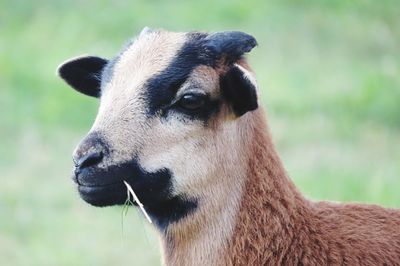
top-left (89, 31), bottom-right (187, 164)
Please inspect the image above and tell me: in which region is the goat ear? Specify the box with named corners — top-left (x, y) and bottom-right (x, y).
top-left (205, 31), bottom-right (257, 61)
top-left (57, 56), bottom-right (108, 98)
top-left (220, 65), bottom-right (258, 117)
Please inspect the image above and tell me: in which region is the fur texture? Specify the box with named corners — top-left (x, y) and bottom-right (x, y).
top-left (223, 111), bottom-right (400, 265)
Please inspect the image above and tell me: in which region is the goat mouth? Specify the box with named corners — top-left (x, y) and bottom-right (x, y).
top-left (72, 159), bottom-right (173, 206)
top-left (72, 161), bottom-right (199, 229)
top-left (72, 163), bottom-right (142, 207)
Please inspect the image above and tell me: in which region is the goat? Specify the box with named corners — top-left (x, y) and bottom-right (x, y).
top-left (58, 28), bottom-right (400, 265)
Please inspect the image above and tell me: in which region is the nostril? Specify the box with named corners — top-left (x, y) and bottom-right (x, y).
top-left (75, 150), bottom-right (104, 169)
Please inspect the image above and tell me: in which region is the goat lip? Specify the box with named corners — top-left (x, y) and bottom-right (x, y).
top-left (77, 182), bottom-right (127, 207)
top-left (77, 181), bottom-right (121, 188)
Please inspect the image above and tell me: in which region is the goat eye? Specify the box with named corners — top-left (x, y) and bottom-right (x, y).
top-left (178, 93), bottom-right (206, 110)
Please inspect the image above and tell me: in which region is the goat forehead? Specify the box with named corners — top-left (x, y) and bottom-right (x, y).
top-left (100, 31), bottom-right (217, 116)
top-left (103, 31), bottom-right (188, 94)
top-left (95, 32), bottom-right (188, 123)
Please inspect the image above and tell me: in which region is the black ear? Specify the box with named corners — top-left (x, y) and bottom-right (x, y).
top-left (57, 56), bottom-right (108, 98)
top-left (205, 31), bottom-right (257, 61)
top-left (220, 65), bottom-right (258, 117)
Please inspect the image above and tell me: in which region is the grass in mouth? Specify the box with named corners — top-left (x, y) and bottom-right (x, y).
top-left (123, 181), bottom-right (153, 224)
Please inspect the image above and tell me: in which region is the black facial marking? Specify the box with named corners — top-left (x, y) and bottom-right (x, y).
top-left (75, 157), bottom-right (197, 230)
top-left (144, 32), bottom-right (218, 120)
top-left (125, 164), bottom-right (198, 230)
top-left (58, 56), bottom-right (108, 97)
top-left (144, 31), bottom-right (258, 121)
top-left (146, 195), bottom-right (198, 230)
top-left (220, 65), bottom-right (258, 116)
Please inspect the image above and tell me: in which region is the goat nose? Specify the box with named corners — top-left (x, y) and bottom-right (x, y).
top-left (73, 133), bottom-right (107, 171)
top-left (74, 150), bottom-right (103, 169)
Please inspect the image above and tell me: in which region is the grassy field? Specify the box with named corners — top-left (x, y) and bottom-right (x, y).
top-left (1, 0), bottom-right (400, 265)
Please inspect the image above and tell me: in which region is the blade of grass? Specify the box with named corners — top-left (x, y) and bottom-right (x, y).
top-left (124, 181), bottom-right (153, 224)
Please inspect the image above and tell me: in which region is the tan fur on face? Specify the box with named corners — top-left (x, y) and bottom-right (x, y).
top-left (175, 65), bottom-right (220, 98)
top-left (138, 64), bottom-right (231, 195)
top-left (149, 113), bottom-right (253, 266)
top-left (135, 63), bottom-right (258, 265)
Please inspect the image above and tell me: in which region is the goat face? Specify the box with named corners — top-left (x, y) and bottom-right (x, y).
top-left (58, 28), bottom-right (258, 228)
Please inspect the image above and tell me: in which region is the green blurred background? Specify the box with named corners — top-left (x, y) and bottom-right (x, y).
top-left (1, 0), bottom-right (399, 265)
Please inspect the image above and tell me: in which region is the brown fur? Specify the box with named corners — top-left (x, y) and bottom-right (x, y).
top-left (223, 110), bottom-right (400, 265)
top-left (155, 58), bottom-right (400, 266)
